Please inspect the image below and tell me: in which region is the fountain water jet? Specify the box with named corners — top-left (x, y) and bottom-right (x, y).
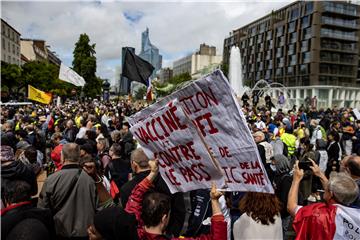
top-left (229, 46), bottom-right (246, 97)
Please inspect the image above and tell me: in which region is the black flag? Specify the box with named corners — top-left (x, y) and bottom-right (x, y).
top-left (122, 47), bottom-right (155, 86)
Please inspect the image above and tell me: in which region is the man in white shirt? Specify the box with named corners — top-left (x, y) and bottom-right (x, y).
top-left (254, 114), bottom-right (266, 130)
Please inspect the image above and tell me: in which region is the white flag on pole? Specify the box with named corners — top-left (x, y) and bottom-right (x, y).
top-left (59, 63), bottom-right (86, 87)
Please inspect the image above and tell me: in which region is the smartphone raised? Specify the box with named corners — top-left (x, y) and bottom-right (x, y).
top-left (298, 161), bottom-right (312, 171)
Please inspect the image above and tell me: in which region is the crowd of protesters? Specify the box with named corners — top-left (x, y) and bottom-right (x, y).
top-left (1, 94), bottom-right (359, 240)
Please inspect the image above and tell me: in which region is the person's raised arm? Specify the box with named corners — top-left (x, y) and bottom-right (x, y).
top-left (210, 182), bottom-right (223, 216)
top-left (308, 158), bottom-right (328, 189)
top-left (287, 161), bottom-right (304, 217)
top-left (125, 159), bottom-right (158, 217)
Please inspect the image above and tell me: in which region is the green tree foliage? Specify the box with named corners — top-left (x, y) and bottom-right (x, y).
top-left (21, 61), bottom-right (73, 95)
top-left (1, 61), bottom-right (73, 98)
top-left (153, 72), bottom-right (192, 97)
top-left (221, 63), bottom-right (229, 78)
top-left (1, 62), bottom-right (22, 94)
top-left (134, 86), bottom-right (147, 100)
top-left (72, 33), bottom-right (100, 98)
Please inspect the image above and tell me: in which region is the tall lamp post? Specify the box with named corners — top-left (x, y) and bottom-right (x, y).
top-left (103, 79), bottom-right (110, 102)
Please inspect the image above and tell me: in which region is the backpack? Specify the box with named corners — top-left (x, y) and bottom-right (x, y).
top-left (259, 141), bottom-right (274, 164)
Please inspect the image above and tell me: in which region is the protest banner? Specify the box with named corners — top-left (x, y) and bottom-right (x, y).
top-left (130, 100), bottom-right (225, 193)
top-left (129, 70), bottom-right (274, 193)
top-left (353, 108), bottom-right (360, 120)
top-left (59, 63), bottom-right (86, 87)
top-left (28, 85), bottom-right (52, 104)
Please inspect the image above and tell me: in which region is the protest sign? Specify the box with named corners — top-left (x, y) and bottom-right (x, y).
top-left (129, 70), bottom-right (274, 193)
top-left (130, 100), bottom-right (225, 193)
top-left (59, 63), bottom-right (86, 87)
top-left (353, 108), bottom-right (360, 120)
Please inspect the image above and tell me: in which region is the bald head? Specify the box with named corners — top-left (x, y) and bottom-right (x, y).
top-left (345, 156), bottom-right (360, 179)
top-left (62, 143), bottom-right (80, 163)
top-left (131, 148), bottom-right (149, 170)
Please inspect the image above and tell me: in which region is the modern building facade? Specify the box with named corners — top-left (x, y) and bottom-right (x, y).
top-left (173, 43), bottom-right (222, 77)
top-left (139, 28), bottom-right (162, 78)
top-left (223, 1), bottom-right (360, 108)
top-left (1, 19), bottom-right (21, 65)
top-left (158, 67), bottom-right (173, 83)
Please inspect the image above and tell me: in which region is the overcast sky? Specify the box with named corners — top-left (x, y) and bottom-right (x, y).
top-left (2, 0), bottom-right (291, 86)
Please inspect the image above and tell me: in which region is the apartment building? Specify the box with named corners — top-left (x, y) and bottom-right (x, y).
top-left (223, 1), bottom-right (360, 108)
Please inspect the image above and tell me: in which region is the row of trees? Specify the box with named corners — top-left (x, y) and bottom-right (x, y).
top-left (1, 33), bottom-right (102, 100)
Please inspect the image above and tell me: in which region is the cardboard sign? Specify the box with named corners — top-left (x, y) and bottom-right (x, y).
top-left (130, 101), bottom-right (224, 193)
top-left (129, 70), bottom-right (274, 193)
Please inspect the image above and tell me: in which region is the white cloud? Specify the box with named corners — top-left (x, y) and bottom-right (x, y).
top-left (2, 1), bottom-right (291, 86)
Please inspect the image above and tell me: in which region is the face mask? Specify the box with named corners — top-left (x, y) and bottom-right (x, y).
top-left (270, 164), bottom-right (277, 172)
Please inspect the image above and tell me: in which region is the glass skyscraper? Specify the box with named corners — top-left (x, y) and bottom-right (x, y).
top-left (139, 28), bottom-right (162, 78)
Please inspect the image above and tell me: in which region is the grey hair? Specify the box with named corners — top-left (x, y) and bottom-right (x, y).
top-left (328, 172), bottom-right (359, 206)
top-left (110, 130), bottom-right (121, 143)
top-left (97, 138), bottom-right (109, 150)
top-left (273, 154), bottom-right (291, 174)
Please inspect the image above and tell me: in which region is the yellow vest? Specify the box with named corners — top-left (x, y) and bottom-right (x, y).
top-left (281, 133), bottom-right (297, 156)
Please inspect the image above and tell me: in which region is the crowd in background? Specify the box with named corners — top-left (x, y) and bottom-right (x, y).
top-left (1, 94), bottom-right (359, 240)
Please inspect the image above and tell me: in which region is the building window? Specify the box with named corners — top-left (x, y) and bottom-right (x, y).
top-left (276, 47), bottom-right (283, 57)
top-left (17, 46), bottom-right (19, 55)
top-left (12, 44), bottom-right (15, 54)
top-left (288, 21), bottom-right (296, 33)
top-left (8, 55), bottom-right (11, 62)
top-left (290, 32), bottom-right (297, 43)
top-left (2, 38), bottom-right (5, 50)
top-left (249, 37), bottom-right (254, 46)
top-left (7, 28), bottom-right (10, 37)
top-left (288, 44), bottom-right (295, 55)
top-left (259, 23), bottom-right (266, 33)
top-left (300, 64), bottom-right (308, 74)
top-left (290, 8), bottom-right (299, 21)
top-left (8, 42), bottom-right (10, 50)
top-left (305, 2), bottom-right (314, 15)
top-left (303, 52), bottom-right (311, 63)
top-left (287, 66), bottom-right (294, 76)
top-left (301, 16), bottom-right (310, 28)
top-left (276, 26), bottom-right (284, 37)
top-left (2, 25), bottom-right (5, 34)
top-left (301, 40), bottom-right (309, 52)
top-left (276, 68), bottom-right (283, 77)
top-left (266, 31), bottom-right (272, 40)
top-left (277, 57), bottom-right (284, 67)
top-left (289, 55), bottom-right (297, 65)
top-left (12, 31), bottom-right (14, 40)
top-left (303, 27), bottom-right (312, 40)
top-left (265, 70), bottom-right (272, 79)
top-left (277, 36), bottom-right (285, 47)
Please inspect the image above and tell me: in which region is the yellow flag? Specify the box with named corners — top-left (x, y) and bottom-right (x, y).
top-left (28, 85), bottom-right (52, 104)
